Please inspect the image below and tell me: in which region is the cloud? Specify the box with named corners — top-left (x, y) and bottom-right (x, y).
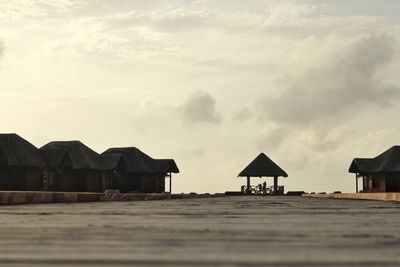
top-left (180, 90), bottom-right (221, 124)
top-left (256, 127), bottom-right (290, 152)
top-left (0, 41), bottom-right (4, 59)
top-left (233, 107), bottom-right (252, 122)
top-left (257, 34), bottom-right (400, 126)
top-left (263, 2), bottom-right (386, 34)
top-left (176, 148), bottom-right (204, 160)
top-left (0, 0), bottom-right (81, 23)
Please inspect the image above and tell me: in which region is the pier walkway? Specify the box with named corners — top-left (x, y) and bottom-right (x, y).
top-left (0, 196), bottom-right (399, 266)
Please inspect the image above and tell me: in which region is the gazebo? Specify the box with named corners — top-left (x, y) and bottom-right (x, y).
top-left (238, 153), bottom-right (288, 195)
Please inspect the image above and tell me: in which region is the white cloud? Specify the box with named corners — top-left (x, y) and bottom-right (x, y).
top-left (0, 0), bottom-right (81, 23)
top-left (180, 90), bottom-right (221, 124)
top-left (0, 40), bottom-right (4, 59)
top-left (258, 34), bottom-right (399, 126)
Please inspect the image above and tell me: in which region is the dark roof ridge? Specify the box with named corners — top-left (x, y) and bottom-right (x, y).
top-left (238, 152), bottom-right (288, 178)
top-left (7, 135), bottom-right (19, 166)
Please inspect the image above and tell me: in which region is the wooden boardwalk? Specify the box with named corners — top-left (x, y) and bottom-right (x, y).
top-left (0, 196), bottom-right (400, 266)
top-left (303, 192), bottom-right (400, 202)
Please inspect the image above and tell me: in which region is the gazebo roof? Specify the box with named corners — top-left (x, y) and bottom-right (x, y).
top-left (238, 153), bottom-right (288, 178)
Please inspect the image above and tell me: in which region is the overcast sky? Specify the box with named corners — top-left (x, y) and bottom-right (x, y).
top-left (1, 0), bottom-right (400, 193)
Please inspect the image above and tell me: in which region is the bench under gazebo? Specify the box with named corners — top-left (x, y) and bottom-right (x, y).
top-left (238, 153), bottom-right (288, 195)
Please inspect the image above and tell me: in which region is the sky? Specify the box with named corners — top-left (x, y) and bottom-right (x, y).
top-left (1, 0), bottom-right (400, 193)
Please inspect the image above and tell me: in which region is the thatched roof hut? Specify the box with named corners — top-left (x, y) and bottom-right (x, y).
top-left (40, 141), bottom-right (116, 192)
top-left (103, 147), bottom-right (179, 174)
top-left (349, 146), bottom-right (400, 174)
top-left (238, 153), bottom-right (288, 178)
top-left (349, 146), bottom-right (400, 192)
top-left (102, 147), bottom-right (179, 193)
top-left (0, 134), bottom-right (46, 190)
top-left (238, 153), bottom-right (288, 195)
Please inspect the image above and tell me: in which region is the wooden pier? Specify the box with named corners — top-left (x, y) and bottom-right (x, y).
top-left (0, 191), bottom-right (225, 205)
top-left (302, 192), bottom-right (400, 202)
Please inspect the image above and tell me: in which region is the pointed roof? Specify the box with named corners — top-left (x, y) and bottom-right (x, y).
top-left (238, 153), bottom-right (288, 177)
top-left (0, 133), bottom-right (46, 168)
top-left (155, 159), bottom-right (180, 173)
top-left (102, 147), bottom-right (179, 173)
top-left (349, 146), bottom-right (400, 173)
top-left (349, 158), bottom-right (376, 173)
top-left (40, 141), bottom-right (114, 170)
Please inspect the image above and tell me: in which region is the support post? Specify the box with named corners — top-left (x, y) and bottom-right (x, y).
top-left (355, 174), bottom-right (358, 193)
top-left (247, 176), bottom-right (251, 195)
top-left (273, 176), bottom-right (278, 194)
top-left (169, 172), bottom-right (172, 194)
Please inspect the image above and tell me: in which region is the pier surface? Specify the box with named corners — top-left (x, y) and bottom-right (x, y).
top-left (0, 191), bottom-right (223, 205)
top-left (0, 196), bottom-right (400, 266)
top-left (303, 192), bottom-right (400, 202)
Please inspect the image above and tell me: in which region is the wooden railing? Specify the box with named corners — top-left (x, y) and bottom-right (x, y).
top-left (241, 185), bottom-right (284, 195)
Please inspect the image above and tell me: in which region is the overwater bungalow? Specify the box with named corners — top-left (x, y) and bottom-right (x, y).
top-left (40, 141), bottom-right (119, 192)
top-left (0, 134), bottom-right (47, 191)
top-left (349, 146), bottom-right (400, 192)
top-left (238, 153), bottom-right (288, 195)
top-left (102, 147), bottom-right (179, 193)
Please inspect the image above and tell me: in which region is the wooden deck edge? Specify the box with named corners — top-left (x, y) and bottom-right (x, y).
top-left (302, 193), bottom-right (400, 202)
top-left (0, 191), bottom-right (226, 205)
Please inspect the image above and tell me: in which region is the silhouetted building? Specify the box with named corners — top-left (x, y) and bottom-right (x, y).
top-left (102, 147), bottom-right (179, 193)
top-left (40, 141), bottom-right (118, 192)
top-left (349, 146), bottom-right (400, 193)
top-left (0, 134), bottom-right (47, 191)
top-left (238, 153), bottom-right (288, 195)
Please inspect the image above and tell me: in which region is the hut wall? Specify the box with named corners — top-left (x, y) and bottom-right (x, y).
top-left (101, 171), bottom-right (120, 191)
top-left (118, 174), bottom-right (130, 193)
top-left (141, 173), bottom-right (165, 193)
top-left (75, 170), bottom-right (88, 192)
top-left (0, 166), bottom-right (26, 191)
top-left (86, 171), bottom-right (102, 192)
top-left (53, 168), bottom-right (81, 192)
top-left (141, 177), bottom-right (154, 193)
top-left (385, 173), bottom-right (400, 192)
top-left (111, 173), bottom-right (119, 190)
top-left (25, 167), bottom-right (44, 191)
top-left (371, 173), bottom-right (386, 193)
top-left (112, 172), bottom-right (166, 193)
top-left (118, 172), bottom-right (141, 193)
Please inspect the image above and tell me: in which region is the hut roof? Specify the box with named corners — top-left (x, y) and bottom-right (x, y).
top-left (238, 153), bottom-right (288, 177)
top-left (40, 141), bottom-right (113, 171)
top-left (349, 146), bottom-right (400, 173)
top-left (102, 147), bottom-right (179, 174)
top-left (0, 133), bottom-right (46, 168)
top-left (348, 158), bottom-right (377, 173)
top-left (155, 159), bottom-right (180, 173)
top-left (102, 154), bottom-right (125, 171)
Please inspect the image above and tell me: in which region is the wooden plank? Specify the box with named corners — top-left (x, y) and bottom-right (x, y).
top-left (0, 196), bottom-right (399, 266)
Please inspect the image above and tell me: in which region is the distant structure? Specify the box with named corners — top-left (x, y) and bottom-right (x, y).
top-left (349, 146), bottom-right (400, 193)
top-left (40, 141), bottom-right (116, 192)
top-left (238, 153), bottom-right (288, 195)
top-left (0, 133), bottom-right (179, 193)
top-left (102, 147), bottom-right (179, 193)
top-left (0, 134), bottom-right (47, 191)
